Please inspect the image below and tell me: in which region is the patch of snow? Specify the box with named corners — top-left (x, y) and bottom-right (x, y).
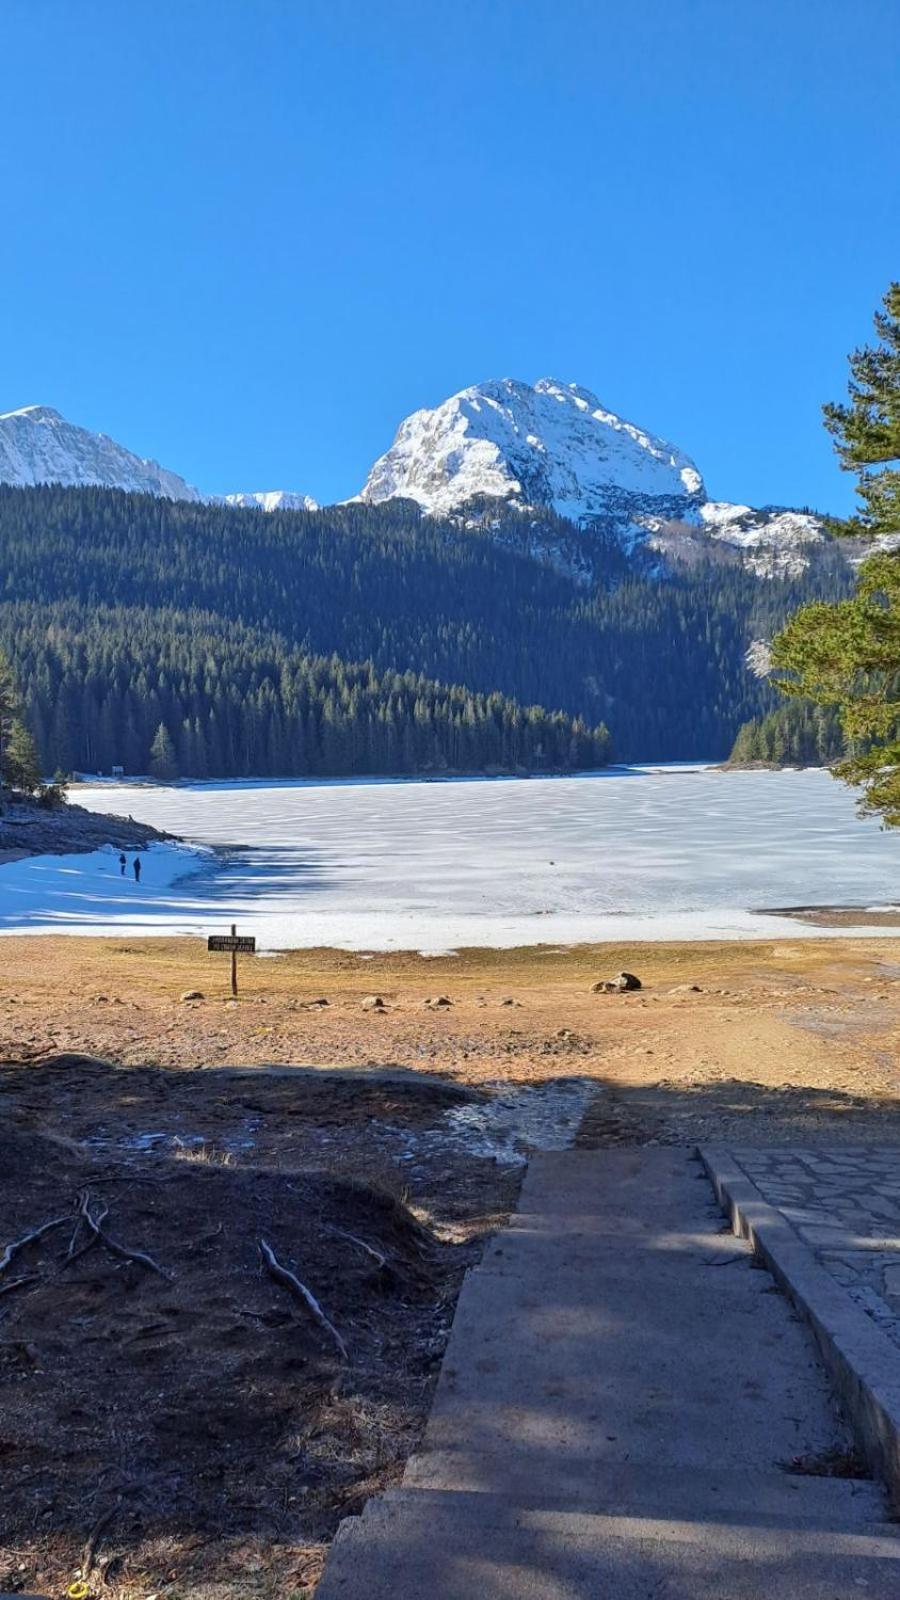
top-left (697, 502), bottom-right (826, 577)
top-left (383, 1079), bottom-right (597, 1169)
top-left (745, 639), bottom-right (773, 678)
top-left (845, 531), bottom-right (900, 565)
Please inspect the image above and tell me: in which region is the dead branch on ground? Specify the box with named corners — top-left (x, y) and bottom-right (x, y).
top-left (0, 1273), bottom-right (39, 1299)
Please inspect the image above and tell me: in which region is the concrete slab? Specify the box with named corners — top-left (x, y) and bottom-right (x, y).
top-left (402, 1455), bottom-right (887, 1524)
top-left (316, 1149), bottom-right (900, 1598)
top-left (415, 1151), bottom-right (845, 1472)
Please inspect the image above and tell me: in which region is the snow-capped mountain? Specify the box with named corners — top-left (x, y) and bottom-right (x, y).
top-left (360, 377), bottom-right (705, 522)
top-left (358, 377), bottom-right (829, 576)
top-left (0, 404), bottom-right (203, 501)
top-left (0, 389), bottom-right (829, 576)
top-left (0, 404), bottom-right (315, 512)
top-left (221, 490), bottom-right (319, 512)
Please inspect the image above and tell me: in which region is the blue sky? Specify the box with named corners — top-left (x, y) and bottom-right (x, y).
top-left (1, 0), bottom-right (897, 513)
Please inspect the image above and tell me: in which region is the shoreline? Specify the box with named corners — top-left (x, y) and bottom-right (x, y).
top-left (0, 795), bottom-right (173, 860)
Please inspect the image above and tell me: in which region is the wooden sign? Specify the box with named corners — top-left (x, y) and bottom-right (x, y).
top-left (207, 934), bottom-right (256, 954)
top-left (207, 924), bottom-right (256, 995)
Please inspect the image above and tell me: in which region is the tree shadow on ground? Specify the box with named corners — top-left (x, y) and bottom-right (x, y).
top-left (2, 1058), bottom-right (900, 1596)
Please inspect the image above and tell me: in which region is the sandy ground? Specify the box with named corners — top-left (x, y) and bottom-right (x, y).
top-left (4, 935), bottom-right (900, 1140)
top-left (4, 935), bottom-right (900, 1599)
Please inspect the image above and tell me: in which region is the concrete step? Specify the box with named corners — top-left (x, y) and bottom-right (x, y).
top-left (316, 1485), bottom-right (900, 1600)
top-left (403, 1453), bottom-right (890, 1525)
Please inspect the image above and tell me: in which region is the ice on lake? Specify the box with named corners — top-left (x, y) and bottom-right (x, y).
top-left (3, 766), bottom-right (900, 948)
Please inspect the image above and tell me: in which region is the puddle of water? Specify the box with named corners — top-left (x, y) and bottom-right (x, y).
top-left (381, 1078), bottom-right (596, 1168)
top-left (82, 1083), bottom-right (595, 1173)
top-left (87, 1117), bottom-right (260, 1157)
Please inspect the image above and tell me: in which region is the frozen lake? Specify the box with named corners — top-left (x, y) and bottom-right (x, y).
top-left (3, 766), bottom-right (900, 949)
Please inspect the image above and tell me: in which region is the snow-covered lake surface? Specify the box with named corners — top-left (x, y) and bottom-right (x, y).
top-left (3, 767), bottom-right (900, 949)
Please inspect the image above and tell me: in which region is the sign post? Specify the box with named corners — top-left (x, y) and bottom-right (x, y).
top-left (207, 924), bottom-right (256, 996)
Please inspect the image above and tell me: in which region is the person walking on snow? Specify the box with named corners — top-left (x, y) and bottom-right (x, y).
top-left (119, 853), bottom-right (127, 875)
top-left (132, 856), bottom-right (142, 884)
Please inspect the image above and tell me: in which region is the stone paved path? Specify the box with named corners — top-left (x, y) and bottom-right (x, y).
top-left (316, 1150), bottom-right (900, 1598)
top-left (732, 1148), bottom-right (900, 1349)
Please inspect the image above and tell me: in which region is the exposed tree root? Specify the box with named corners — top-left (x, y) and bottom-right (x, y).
top-left (259, 1238), bottom-right (349, 1361)
top-left (75, 1189), bottom-right (171, 1279)
top-left (81, 1502), bottom-right (118, 1579)
top-left (0, 1214), bottom-right (68, 1277)
top-left (326, 1225), bottom-right (387, 1271)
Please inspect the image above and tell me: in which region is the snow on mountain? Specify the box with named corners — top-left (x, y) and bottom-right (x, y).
top-left (695, 502), bottom-right (826, 577)
top-left (0, 390), bottom-right (830, 574)
top-left (0, 405), bottom-right (316, 512)
top-left (221, 490), bottom-right (319, 512)
top-left (357, 376), bottom-right (830, 575)
top-left (360, 377), bottom-right (705, 520)
top-left (0, 404), bottom-right (203, 501)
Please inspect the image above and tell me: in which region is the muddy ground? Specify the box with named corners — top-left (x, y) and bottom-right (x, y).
top-left (4, 934), bottom-right (900, 1598)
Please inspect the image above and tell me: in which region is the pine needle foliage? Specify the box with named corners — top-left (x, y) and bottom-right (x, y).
top-left (773, 282), bottom-right (900, 822)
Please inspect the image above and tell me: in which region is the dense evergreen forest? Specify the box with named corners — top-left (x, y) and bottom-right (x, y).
top-left (4, 603), bottom-right (609, 779)
top-left (729, 700), bottom-right (845, 766)
top-left (0, 485), bottom-right (850, 778)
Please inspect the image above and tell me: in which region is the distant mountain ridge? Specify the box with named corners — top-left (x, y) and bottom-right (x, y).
top-left (0, 386), bottom-right (829, 577)
top-left (0, 404), bottom-right (203, 502)
top-left (222, 490), bottom-right (320, 512)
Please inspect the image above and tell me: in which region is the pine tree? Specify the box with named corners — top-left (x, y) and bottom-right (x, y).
top-left (149, 722), bottom-right (178, 781)
top-left (0, 651), bottom-right (23, 806)
top-left (823, 281), bottom-right (900, 539)
top-left (2, 719), bottom-right (42, 794)
top-left (772, 281), bottom-right (900, 821)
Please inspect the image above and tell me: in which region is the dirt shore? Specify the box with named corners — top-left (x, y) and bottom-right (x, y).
top-left (4, 934), bottom-right (900, 1131)
top-left (0, 796), bottom-right (170, 858)
top-left (3, 934), bottom-right (900, 1599)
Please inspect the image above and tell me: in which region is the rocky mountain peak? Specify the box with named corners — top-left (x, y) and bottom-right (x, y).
top-left (359, 375), bottom-right (706, 522)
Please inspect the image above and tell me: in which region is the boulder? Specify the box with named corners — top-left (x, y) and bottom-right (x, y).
top-left (180, 989), bottom-right (205, 1002)
top-left (424, 995), bottom-right (452, 1009)
top-left (361, 995), bottom-right (386, 1011)
top-left (33, 1051), bottom-right (113, 1071)
top-left (591, 971), bottom-right (642, 994)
